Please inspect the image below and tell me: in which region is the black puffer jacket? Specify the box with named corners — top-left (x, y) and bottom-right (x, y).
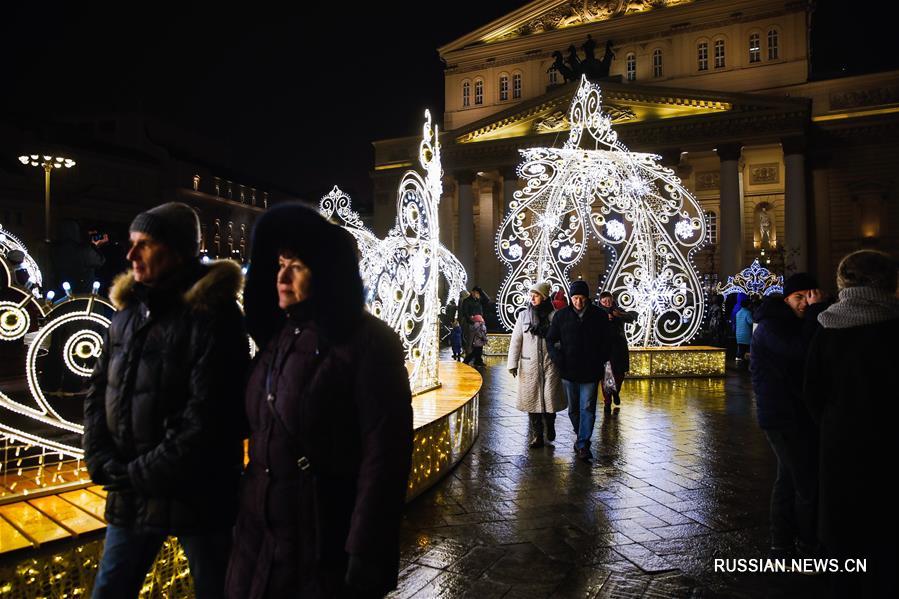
top-left (749, 297), bottom-right (825, 430)
top-left (83, 260), bottom-right (249, 533)
top-left (545, 303), bottom-right (613, 383)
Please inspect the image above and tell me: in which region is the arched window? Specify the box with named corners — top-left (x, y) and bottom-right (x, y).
top-left (499, 74), bottom-right (509, 101)
top-left (714, 39), bottom-right (726, 69)
top-left (626, 53), bottom-right (636, 81)
top-left (462, 80), bottom-right (470, 107)
top-left (697, 41), bottom-right (709, 71)
top-left (512, 72), bottom-right (522, 99)
top-left (652, 48), bottom-right (663, 78)
top-left (768, 28), bottom-right (779, 60)
top-left (474, 79), bottom-right (484, 105)
top-left (749, 33), bottom-right (761, 63)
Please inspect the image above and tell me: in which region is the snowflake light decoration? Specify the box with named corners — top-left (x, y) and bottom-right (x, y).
top-left (496, 76), bottom-right (706, 346)
top-left (320, 113), bottom-right (465, 394)
top-left (716, 259), bottom-right (784, 298)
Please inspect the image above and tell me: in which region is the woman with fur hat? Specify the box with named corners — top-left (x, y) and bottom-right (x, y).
top-left (507, 282), bottom-right (566, 448)
top-left (226, 204), bottom-right (413, 598)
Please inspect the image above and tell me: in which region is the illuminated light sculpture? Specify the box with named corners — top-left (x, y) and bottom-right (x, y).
top-left (321, 112), bottom-right (454, 395)
top-left (496, 76), bottom-right (707, 346)
top-left (716, 258), bottom-right (784, 298)
top-left (0, 223), bottom-right (43, 288)
top-left (0, 253), bottom-right (115, 459)
top-left (320, 185), bottom-right (467, 319)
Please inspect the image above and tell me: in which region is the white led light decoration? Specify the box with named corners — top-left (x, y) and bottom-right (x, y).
top-left (496, 76), bottom-right (706, 346)
top-left (716, 259), bottom-right (784, 298)
top-left (319, 113), bottom-right (464, 395)
top-left (0, 223), bottom-right (42, 287)
top-left (1, 250), bottom-right (115, 459)
top-left (0, 300), bottom-right (31, 341)
top-left (320, 185), bottom-right (467, 319)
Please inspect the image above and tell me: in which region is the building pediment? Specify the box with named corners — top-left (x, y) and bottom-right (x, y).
top-left (440, 0), bottom-right (695, 52)
top-left (452, 79), bottom-right (805, 145)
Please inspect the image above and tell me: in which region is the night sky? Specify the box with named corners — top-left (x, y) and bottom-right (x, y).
top-left (2, 2), bottom-right (893, 206)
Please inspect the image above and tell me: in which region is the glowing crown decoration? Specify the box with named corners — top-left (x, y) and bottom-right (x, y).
top-left (496, 76), bottom-right (706, 346)
top-left (320, 112), bottom-right (464, 395)
top-left (716, 259), bottom-right (783, 297)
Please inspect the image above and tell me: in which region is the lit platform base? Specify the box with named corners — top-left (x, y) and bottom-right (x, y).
top-left (483, 333), bottom-right (511, 356)
top-left (407, 360), bottom-right (481, 501)
top-left (627, 346), bottom-right (726, 378)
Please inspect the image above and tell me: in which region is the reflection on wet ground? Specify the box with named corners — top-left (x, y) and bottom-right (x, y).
top-left (390, 354), bottom-right (827, 598)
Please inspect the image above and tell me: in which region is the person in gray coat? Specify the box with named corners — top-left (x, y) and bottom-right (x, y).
top-left (507, 282), bottom-right (566, 448)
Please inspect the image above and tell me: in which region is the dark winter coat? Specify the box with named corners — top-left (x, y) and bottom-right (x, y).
top-left (83, 260), bottom-right (249, 533)
top-left (804, 315), bottom-right (899, 578)
top-left (460, 295), bottom-right (483, 324)
top-left (598, 304), bottom-right (636, 373)
top-left (227, 203), bottom-right (413, 598)
top-left (545, 303), bottom-right (613, 383)
top-left (226, 309), bottom-right (413, 598)
top-left (749, 297), bottom-right (825, 430)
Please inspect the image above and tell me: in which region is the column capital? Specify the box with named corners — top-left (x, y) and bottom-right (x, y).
top-left (500, 165), bottom-right (519, 180)
top-left (658, 148), bottom-right (682, 168)
top-left (781, 136), bottom-right (807, 157)
top-left (453, 170), bottom-right (478, 185)
top-left (716, 143), bottom-right (743, 162)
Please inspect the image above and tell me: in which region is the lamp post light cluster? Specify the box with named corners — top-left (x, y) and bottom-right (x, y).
top-left (18, 154), bottom-right (76, 242)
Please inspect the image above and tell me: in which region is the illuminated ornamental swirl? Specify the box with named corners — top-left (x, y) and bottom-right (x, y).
top-left (320, 112), bottom-right (466, 394)
top-left (496, 76), bottom-right (707, 346)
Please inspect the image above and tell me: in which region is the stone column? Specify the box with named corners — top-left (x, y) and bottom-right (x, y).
top-left (454, 170), bottom-right (477, 281)
top-left (501, 166), bottom-right (519, 223)
top-left (439, 180), bottom-right (455, 253)
top-left (478, 178), bottom-right (501, 296)
top-left (783, 137), bottom-right (808, 275)
top-left (810, 153), bottom-right (833, 291)
top-left (717, 144), bottom-right (743, 279)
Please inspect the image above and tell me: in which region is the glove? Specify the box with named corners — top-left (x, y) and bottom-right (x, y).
top-left (345, 554), bottom-right (382, 592)
top-left (102, 459), bottom-right (132, 493)
top-left (509, 368), bottom-right (518, 378)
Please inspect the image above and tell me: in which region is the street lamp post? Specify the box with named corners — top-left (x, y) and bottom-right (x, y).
top-left (18, 154), bottom-right (76, 242)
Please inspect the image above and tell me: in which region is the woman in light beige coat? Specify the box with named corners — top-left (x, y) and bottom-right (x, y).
top-left (507, 282), bottom-right (567, 447)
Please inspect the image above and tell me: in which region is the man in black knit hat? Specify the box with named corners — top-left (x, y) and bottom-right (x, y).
top-left (84, 202), bottom-right (248, 598)
top-left (546, 280), bottom-right (612, 461)
top-left (750, 272), bottom-right (826, 560)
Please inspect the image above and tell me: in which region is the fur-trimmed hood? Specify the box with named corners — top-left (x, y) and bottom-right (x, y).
top-left (109, 259), bottom-right (243, 312)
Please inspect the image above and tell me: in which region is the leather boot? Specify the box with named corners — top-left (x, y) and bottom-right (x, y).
top-left (528, 413), bottom-right (544, 448)
top-left (544, 413), bottom-right (556, 442)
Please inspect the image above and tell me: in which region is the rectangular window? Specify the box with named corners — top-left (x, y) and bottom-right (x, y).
top-left (512, 73), bottom-right (521, 99)
top-left (462, 82), bottom-right (470, 107)
top-left (499, 76), bottom-right (509, 101)
top-left (698, 42), bottom-right (709, 71)
top-left (653, 49), bottom-right (662, 77)
top-left (475, 80), bottom-right (483, 105)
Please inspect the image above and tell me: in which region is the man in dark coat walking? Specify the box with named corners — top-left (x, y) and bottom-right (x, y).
top-left (749, 272), bottom-right (826, 559)
top-left (546, 280), bottom-right (612, 460)
top-left (84, 202), bottom-right (249, 598)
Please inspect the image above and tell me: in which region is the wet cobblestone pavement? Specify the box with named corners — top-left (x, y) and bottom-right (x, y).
top-left (390, 354), bottom-right (828, 598)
